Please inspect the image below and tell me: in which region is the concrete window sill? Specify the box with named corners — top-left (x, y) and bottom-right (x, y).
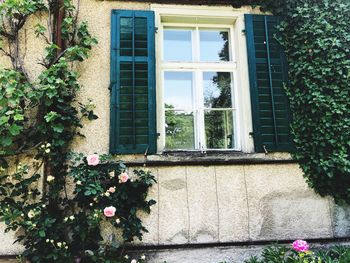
top-left (124, 151), bottom-right (296, 167)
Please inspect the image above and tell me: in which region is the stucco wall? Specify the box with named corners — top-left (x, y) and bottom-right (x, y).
top-left (2, 162), bottom-right (350, 255)
top-left (0, 0), bottom-right (349, 257)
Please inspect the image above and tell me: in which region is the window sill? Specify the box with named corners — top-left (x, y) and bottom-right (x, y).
top-left (124, 151), bottom-right (296, 167)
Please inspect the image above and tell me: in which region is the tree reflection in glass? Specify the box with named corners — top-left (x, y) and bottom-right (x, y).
top-left (164, 72), bottom-right (195, 149)
top-left (203, 72), bottom-right (234, 149)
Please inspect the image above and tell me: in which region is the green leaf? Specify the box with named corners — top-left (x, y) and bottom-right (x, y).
top-left (38, 230), bottom-right (46, 238)
top-left (52, 123), bottom-right (64, 133)
top-left (9, 124), bottom-right (21, 136)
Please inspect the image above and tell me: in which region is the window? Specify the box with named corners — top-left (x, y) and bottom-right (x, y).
top-left (109, 7), bottom-right (293, 155)
top-left (161, 26), bottom-right (239, 151)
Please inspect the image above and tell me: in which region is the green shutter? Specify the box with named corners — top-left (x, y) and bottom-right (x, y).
top-left (110, 10), bottom-right (156, 154)
top-left (245, 14), bottom-right (293, 153)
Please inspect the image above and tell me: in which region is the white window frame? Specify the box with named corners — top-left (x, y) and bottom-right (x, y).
top-left (152, 4), bottom-right (256, 153)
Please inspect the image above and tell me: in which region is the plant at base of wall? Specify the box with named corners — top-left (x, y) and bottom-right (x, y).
top-left (242, 241), bottom-right (350, 263)
top-left (0, 153), bottom-right (156, 262)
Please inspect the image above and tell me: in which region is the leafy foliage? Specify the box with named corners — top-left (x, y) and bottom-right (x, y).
top-left (272, 0), bottom-right (350, 204)
top-left (244, 244), bottom-right (350, 263)
top-left (0, 154), bottom-right (156, 262)
top-left (229, 0), bottom-right (350, 204)
top-left (0, 0), bottom-right (156, 261)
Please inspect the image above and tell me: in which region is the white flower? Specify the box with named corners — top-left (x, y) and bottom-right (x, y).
top-left (64, 217), bottom-right (68, 222)
top-left (47, 175), bottom-right (55, 182)
top-left (57, 242), bottom-right (62, 248)
top-left (89, 203), bottom-right (93, 207)
top-left (141, 255), bottom-right (146, 260)
top-left (76, 180), bottom-right (82, 185)
top-left (27, 210), bottom-right (35, 218)
top-left (65, 246), bottom-right (68, 249)
top-left (115, 218), bottom-right (120, 224)
top-left (104, 192), bottom-right (110, 197)
top-left (21, 213), bottom-right (24, 217)
top-left (45, 148), bottom-right (51, 153)
top-left (124, 255), bottom-right (129, 259)
top-left (69, 215), bottom-right (75, 220)
top-left (42, 204), bottom-right (46, 208)
top-left (50, 239), bottom-right (54, 243)
top-left (46, 143), bottom-right (51, 147)
top-left (131, 259), bottom-right (137, 263)
top-left (46, 239), bottom-right (50, 243)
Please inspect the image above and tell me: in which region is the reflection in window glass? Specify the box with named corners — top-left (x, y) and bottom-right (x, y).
top-left (203, 72), bottom-right (232, 108)
top-left (164, 72), bottom-right (193, 110)
top-left (165, 111), bottom-right (195, 149)
top-left (164, 29), bottom-right (192, 61)
top-left (205, 110), bottom-right (234, 149)
top-left (200, 30), bottom-right (229, 61)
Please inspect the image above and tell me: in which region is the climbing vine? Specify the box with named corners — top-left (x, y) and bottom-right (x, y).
top-left (230, 0), bottom-right (350, 204)
top-left (0, 0), bottom-right (156, 262)
top-left (265, 0), bottom-right (350, 204)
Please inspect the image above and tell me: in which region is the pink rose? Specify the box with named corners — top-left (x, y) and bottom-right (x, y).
top-left (108, 187), bottom-right (116, 193)
top-left (119, 172), bottom-right (129, 183)
top-left (103, 206), bottom-right (116, 217)
top-left (292, 239), bottom-right (309, 252)
top-left (87, 154), bottom-right (99, 166)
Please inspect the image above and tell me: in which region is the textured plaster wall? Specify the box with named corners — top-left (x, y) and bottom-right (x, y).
top-left (72, 0), bottom-right (151, 154)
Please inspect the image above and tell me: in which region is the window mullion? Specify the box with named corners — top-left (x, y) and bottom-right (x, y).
top-left (196, 70), bottom-right (206, 150)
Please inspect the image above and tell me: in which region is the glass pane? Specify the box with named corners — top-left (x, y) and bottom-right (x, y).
top-left (135, 17), bottom-right (148, 56)
top-left (205, 110), bottom-right (234, 149)
top-left (165, 110), bottom-right (195, 149)
top-left (203, 72), bottom-right (232, 108)
top-left (164, 72), bottom-right (193, 110)
top-left (200, 30), bottom-right (229, 61)
top-left (120, 17), bottom-right (133, 56)
top-left (164, 29), bottom-right (192, 61)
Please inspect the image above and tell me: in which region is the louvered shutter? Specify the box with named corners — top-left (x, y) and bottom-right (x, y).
top-left (110, 10), bottom-right (156, 154)
top-left (245, 14), bottom-right (293, 153)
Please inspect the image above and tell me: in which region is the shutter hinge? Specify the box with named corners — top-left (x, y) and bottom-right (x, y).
top-left (108, 81), bottom-right (117, 90)
top-left (155, 27), bottom-right (158, 33)
top-left (263, 145), bottom-right (269, 154)
top-left (249, 132), bottom-right (254, 138)
top-left (144, 146), bottom-right (149, 156)
top-left (241, 29), bottom-right (246, 35)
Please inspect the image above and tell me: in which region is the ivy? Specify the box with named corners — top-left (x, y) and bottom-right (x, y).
top-left (273, 0), bottom-right (350, 204)
top-left (228, 0), bottom-right (350, 205)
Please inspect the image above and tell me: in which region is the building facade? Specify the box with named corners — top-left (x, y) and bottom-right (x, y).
top-left (0, 1), bottom-right (349, 262)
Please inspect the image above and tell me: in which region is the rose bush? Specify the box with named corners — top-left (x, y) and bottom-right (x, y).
top-left (0, 153), bottom-right (157, 262)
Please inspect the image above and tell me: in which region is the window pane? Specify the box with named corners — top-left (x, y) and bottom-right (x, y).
top-left (205, 110), bottom-right (234, 149)
top-left (164, 29), bottom-right (192, 61)
top-left (200, 30), bottom-right (229, 61)
top-left (203, 72), bottom-right (232, 108)
top-left (165, 110), bottom-right (195, 149)
top-left (164, 72), bottom-right (193, 110)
